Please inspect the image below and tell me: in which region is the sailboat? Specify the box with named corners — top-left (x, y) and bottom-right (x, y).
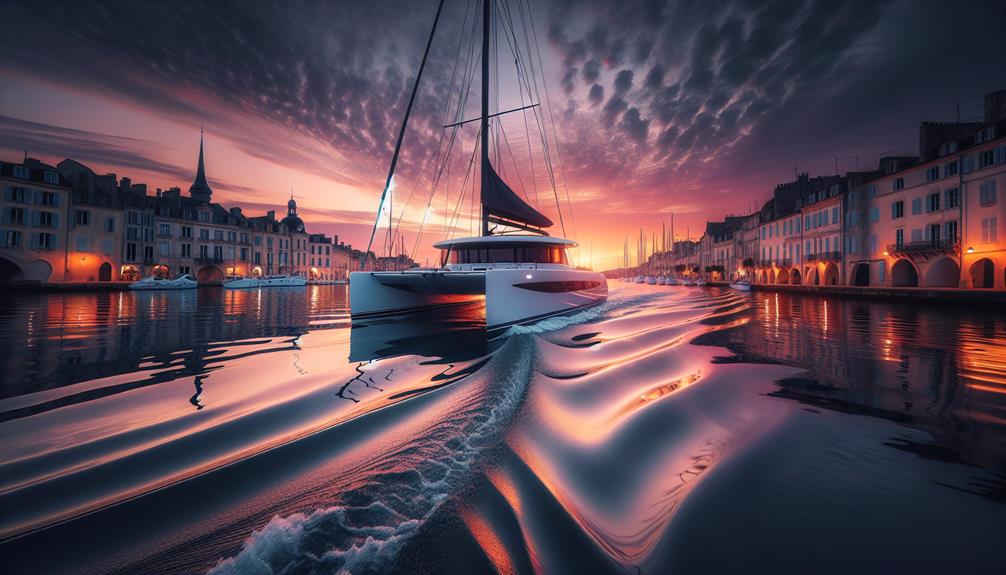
top-left (349, 0), bottom-right (607, 337)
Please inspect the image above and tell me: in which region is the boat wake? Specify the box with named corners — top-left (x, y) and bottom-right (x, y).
top-left (208, 336), bottom-right (537, 575)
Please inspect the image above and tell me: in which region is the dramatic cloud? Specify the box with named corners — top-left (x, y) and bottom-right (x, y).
top-left (0, 0), bottom-right (1003, 266)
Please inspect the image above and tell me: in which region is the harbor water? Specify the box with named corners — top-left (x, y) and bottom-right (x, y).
top-left (0, 284), bottom-right (1003, 574)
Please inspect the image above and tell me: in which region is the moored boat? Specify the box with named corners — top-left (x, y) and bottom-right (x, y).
top-left (729, 280), bottom-right (752, 291)
top-left (222, 274), bottom-right (307, 289)
top-left (128, 274), bottom-right (198, 290)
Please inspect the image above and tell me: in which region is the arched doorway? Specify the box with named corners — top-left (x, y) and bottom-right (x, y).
top-left (121, 265), bottom-right (140, 282)
top-left (152, 264), bottom-right (169, 279)
top-left (823, 263), bottom-right (840, 285)
top-left (891, 259), bottom-right (919, 287)
top-left (925, 257), bottom-right (960, 288)
top-left (790, 268), bottom-right (802, 285)
top-left (776, 268), bottom-right (789, 284)
top-left (197, 265), bottom-right (224, 284)
top-left (806, 266), bottom-right (820, 286)
top-left (99, 262), bottom-right (112, 282)
top-left (24, 260), bottom-right (52, 283)
top-left (969, 258), bottom-right (995, 288)
top-left (0, 257), bottom-right (24, 283)
top-left (851, 263), bottom-right (870, 286)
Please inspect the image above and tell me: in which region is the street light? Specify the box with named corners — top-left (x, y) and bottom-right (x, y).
top-left (967, 246), bottom-right (975, 254)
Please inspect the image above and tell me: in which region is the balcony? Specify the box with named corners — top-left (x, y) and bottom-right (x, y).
top-left (807, 251), bottom-right (841, 262)
top-left (888, 239), bottom-right (959, 257)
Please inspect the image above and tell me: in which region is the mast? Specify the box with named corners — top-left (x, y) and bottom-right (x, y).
top-left (480, 0), bottom-right (491, 236)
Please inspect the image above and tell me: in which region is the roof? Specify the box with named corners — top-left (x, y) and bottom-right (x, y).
top-left (433, 235), bottom-right (577, 249)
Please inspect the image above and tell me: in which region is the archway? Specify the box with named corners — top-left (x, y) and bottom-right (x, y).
top-left (790, 268), bottom-right (802, 285)
top-left (891, 259), bottom-right (919, 287)
top-left (0, 256), bottom-right (24, 283)
top-left (99, 262), bottom-right (112, 282)
top-left (24, 260), bottom-right (52, 283)
top-left (776, 268), bottom-right (789, 284)
top-left (120, 265), bottom-right (140, 282)
top-left (756, 269), bottom-right (766, 284)
top-left (851, 263), bottom-right (870, 286)
top-left (806, 266), bottom-right (820, 286)
top-left (969, 258), bottom-right (995, 288)
top-left (152, 264), bottom-right (169, 279)
top-left (823, 263), bottom-right (840, 285)
top-left (197, 265), bottom-right (225, 284)
top-left (925, 257), bottom-right (960, 288)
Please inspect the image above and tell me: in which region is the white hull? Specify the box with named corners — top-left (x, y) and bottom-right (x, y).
top-left (222, 275), bottom-right (307, 289)
top-left (128, 275), bottom-right (198, 290)
top-left (729, 282), bottom-right (752, 291)
top-left (350, 267), bottom-right (607, 335)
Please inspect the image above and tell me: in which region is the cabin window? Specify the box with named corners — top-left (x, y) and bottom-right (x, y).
top-left (444, 244), bottom-right (568, 265)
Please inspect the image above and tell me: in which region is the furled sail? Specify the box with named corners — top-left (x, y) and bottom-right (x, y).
top-left (483, 163), bottom-right (553, 229)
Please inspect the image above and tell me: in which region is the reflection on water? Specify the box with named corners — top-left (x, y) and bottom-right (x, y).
top-left (0, 284), bottom-right (1003, 574)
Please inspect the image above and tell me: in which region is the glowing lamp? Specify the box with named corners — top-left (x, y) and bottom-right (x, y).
top-left (882, 251), bottom-right (888, 256)
top-left (525, 274), bottom-right (533, 279)
top-left (967, 246), bottom-right (974, 254)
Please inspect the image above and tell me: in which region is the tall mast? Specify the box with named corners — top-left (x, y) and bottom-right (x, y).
top-left (480, 0), bottom-right (490, 236)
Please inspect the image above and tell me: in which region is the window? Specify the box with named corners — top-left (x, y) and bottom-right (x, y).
top-left (13, 166), bottom-right (29, 179)
top-left (981, 216), bottom-right (998, 243)
top-left (893, 177), bottom-right (904, 191)
top-left (979, 180), bottom-right (998, 206)
top-left (944, 187), bottom-right (959, 209)
top-left (979, 149), bottom-right (995, 169)
top-left (126, 242), bottom-right (137, 261)
top-left (845, 236), bottom-right (858, 254)
top-left (199, 229), bottom-right (209, 240)
top-left (926, 192), bottom-right (940, 212)
top-left (199, 245), bottom-right (209, 259)
top-left (126, 211), bottom-right (140, 225)
top-left (213, 245), bottom-right (224, 260)
top-left (868, 207), bottom-right (880, 222)
top-left (927, 223), bottom-right (941, 244)
top-left (910, 228), bottom-right (922, 243)
top-left (847, 211), bottom-right (859, 226)
top-left (926, 166), bottom-right (939, 182)
top-left (159, 223), bottom-right (172, 236)
top-left (946, 220), bottom-right (958, 242)
top-left (198, 211), bottom-right (209, 223)
top-left (159, 240), bottom-right (171, 256)
top-left (44, 171), bottom-right (59, 185)
top-left (6, 186), bottom-right (28, 203)
top-left (241, 233), bottom-right (248, 243)
top-left (181, 243), bottom-right (192, 257)
top-left (75, 235), bottom-right (89, 252)
top-left (255, 236), bottom-right (262, 246)
top-left (126, 227), bottom-right (140, 241)
top-left (182, 226), bottom-right (192, 238)
top-left (5, 206), bottom-right (26, 225)
top-left (35, 232), bottom-right (56, 250)
top-left (38, 190), bottom-right (57, 206)
top-left (182, 209), bottom-right (192, 220)
top-left (143, 228), bottom-right (154, 242)
top-left (227, 231), bottom-right (237, 242)
top-left (105, 217), bottom-right (116, 232)
top-left (102, 239), bottom-right (114, 255)
top-left (877, 261), bottom-right (885, 282)
top-left (36, 211), bottom-right (57, 228)
top-left (911, 197), bottom-right (923, 215)
top-left (214, 230), bottom-right (224, 241)
top-left (944, 161), bottom-right (958, 177)
top-left (891, 200), bottom-right (904, 219)
top-left (3, 230), bottom-right (22, 247)
top-left (144, 245), bottom-right (153, 262)
top-left (832, 207), bottom-right (839, 224)
top-left (240, 248), bottom-right (248, 261)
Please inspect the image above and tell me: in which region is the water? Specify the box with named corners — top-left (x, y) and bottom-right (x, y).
top-left (0, 284), bottom-right (1003, 574)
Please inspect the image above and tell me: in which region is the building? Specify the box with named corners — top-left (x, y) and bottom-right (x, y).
top-left (0, 157), bottom-right (73, 283)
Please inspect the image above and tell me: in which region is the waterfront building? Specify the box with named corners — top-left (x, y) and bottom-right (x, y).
top-left (56, 159), bottom-right (124, 282)
top-left (0, 157), bottom-right (73, 282)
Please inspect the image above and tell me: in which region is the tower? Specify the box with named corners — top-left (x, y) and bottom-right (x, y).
top-left (188, 128), bottom-right (213, 202)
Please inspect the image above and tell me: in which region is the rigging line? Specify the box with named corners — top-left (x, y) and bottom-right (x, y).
top-left (360, 0), bottom-right (446, 270)
top-left (498, 122), bottom-right (531, 203)
top-left (498, 0), bottom-right (539, 209)
top-left (526, 0), bottom-right (577, 244)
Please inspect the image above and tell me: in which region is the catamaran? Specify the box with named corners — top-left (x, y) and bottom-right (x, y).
top-left (349, 0), bottom-right (606, 336)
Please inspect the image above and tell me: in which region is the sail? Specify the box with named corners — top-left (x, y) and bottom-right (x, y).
top-left (484, 163), bottom-right (553, 229)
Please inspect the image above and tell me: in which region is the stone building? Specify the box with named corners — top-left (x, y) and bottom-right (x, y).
top-left (0, 157), bottom-right (73, 283)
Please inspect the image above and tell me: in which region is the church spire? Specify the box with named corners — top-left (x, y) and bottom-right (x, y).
top-left (189, 127), bottom-right (213, 202)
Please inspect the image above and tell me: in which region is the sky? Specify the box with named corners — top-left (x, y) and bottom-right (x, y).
top-left (1, 0), bottom-right (1004, 270)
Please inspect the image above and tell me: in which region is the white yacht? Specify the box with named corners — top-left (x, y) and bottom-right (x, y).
top-left (222, 274), bottom-right (307, 289)
top-left (350, 0), bottom-right (606, 336)
top-left (729, 279), bottom-right (752, 292)
top-left (128, 274), bottom-right (198, 290)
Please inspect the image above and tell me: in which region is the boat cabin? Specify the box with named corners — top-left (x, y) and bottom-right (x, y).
top-left (434, 235), bottom-right (574, 271)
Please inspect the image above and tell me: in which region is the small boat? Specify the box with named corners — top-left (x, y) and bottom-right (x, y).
top-left (695, 278), bottom-right (707, 286)
top-left (645, 276), bottom-right (656, 285)
top-left (222, 274), bottom-right (307, 289)
top-left (656, 276), bottom-right (666, 285)
top-left (128, 274), bottom-right (198, 290)
top-left (729, 280), bottom-right (752, 292)
top-left (665, 277), bottom-right (678, 286)
top-left (682, 279), bottom-right (695, 286)
top-left (634, 276), bottom-right (645, 284)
